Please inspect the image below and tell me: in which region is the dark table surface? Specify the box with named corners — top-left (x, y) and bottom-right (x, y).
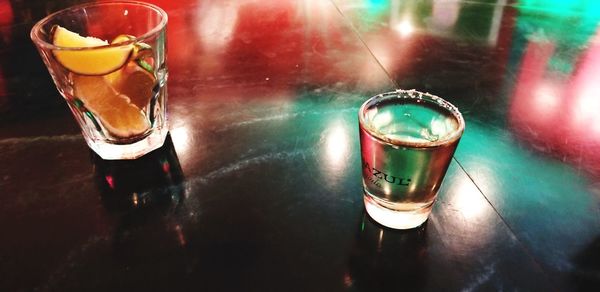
top-left (2, 0), bottom-right (600, 291)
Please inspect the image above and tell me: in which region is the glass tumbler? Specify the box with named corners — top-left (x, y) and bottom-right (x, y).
top-left (31, 1), bottom-right (168, 160)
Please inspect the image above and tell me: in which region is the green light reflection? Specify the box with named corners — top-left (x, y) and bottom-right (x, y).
top-left (454, 119), bottom-right (599, 269)
top-left (512, 0), bottom-right (600, 75)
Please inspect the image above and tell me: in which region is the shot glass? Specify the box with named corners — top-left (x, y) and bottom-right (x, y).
top-left (358, 89), bottom-right (465, 229)
top-left (31, 1), bottom-right (169, 160)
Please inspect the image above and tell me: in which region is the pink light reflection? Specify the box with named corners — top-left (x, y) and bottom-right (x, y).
top-left (567, 32), bottom-right (600, 138)
top-left (431, 0), bottom-right (460, 30)
top-left (509, 38), bottom-right (559, 144)
top-left (509, 29), bottom-right (600, 176)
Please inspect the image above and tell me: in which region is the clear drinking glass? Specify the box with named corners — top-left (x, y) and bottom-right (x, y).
top-left (358, 89), bottom-right (465, 229)
top-left (30, 1), bottom-right (168, 160)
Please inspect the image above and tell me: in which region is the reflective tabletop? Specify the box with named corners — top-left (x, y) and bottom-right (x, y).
top-left (1, 0), bottom-right (600, 290)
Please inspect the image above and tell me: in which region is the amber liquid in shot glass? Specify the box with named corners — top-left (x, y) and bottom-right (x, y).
top-left (358, 90), bottom-right (464, 229)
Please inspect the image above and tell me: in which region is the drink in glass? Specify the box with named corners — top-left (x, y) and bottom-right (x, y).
top-left (358, 89), bottom-right (464, 229)
top-left (30, 1), bottom-right (168, 160)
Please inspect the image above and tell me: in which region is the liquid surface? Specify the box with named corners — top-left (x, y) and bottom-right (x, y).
top-left (364, 98), bottom-right (460, 144)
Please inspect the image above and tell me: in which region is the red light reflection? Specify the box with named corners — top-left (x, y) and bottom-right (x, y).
top-left (105, 175), bottom-right (115, 189)
top-left (0, 0), bottom-right (13, 34)
top-left (141, 0), bottom-right (383, 100)
top-left (0, 0), bottom-right (14, 98)
top-left (142, 0), bottom-right (204, 77)
top-left (509, 39), bottom-right (559, 142)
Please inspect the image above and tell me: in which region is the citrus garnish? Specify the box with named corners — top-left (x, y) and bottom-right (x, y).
top-left (111, 34), bottom-right (134, 45)
top-left (104, 35), bottom-right (157, 109)
top-left (52, 26), bottom-right (133, 75)
top-left (106, 61), bottom-right (156, 109)
top-left (112, 34), bottom-right (153, 68)
top-left (73, 75), bottom-right (150, 138)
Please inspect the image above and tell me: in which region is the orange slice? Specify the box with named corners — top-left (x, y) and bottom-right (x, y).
top-left (104, 35), bottom-right (157, 109)
top-left (52, 26), bottom-right (133, 75)
top-left (106, 62), bottom-right (156, 109)
top-left (111, 34), bottom-right (153, 64)
top-left (73, 75), bottom-right (150, 138)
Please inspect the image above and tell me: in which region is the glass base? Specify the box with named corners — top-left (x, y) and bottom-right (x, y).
top-left (363, 194), bottom-right (433, 230)
top-left (86, 127), bottom-right (169, 160)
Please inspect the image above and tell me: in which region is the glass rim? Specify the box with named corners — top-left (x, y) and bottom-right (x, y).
top-left (30, 1), bottom-right (168, 51)
top-left (358, 89), bottom-right (465, 148)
